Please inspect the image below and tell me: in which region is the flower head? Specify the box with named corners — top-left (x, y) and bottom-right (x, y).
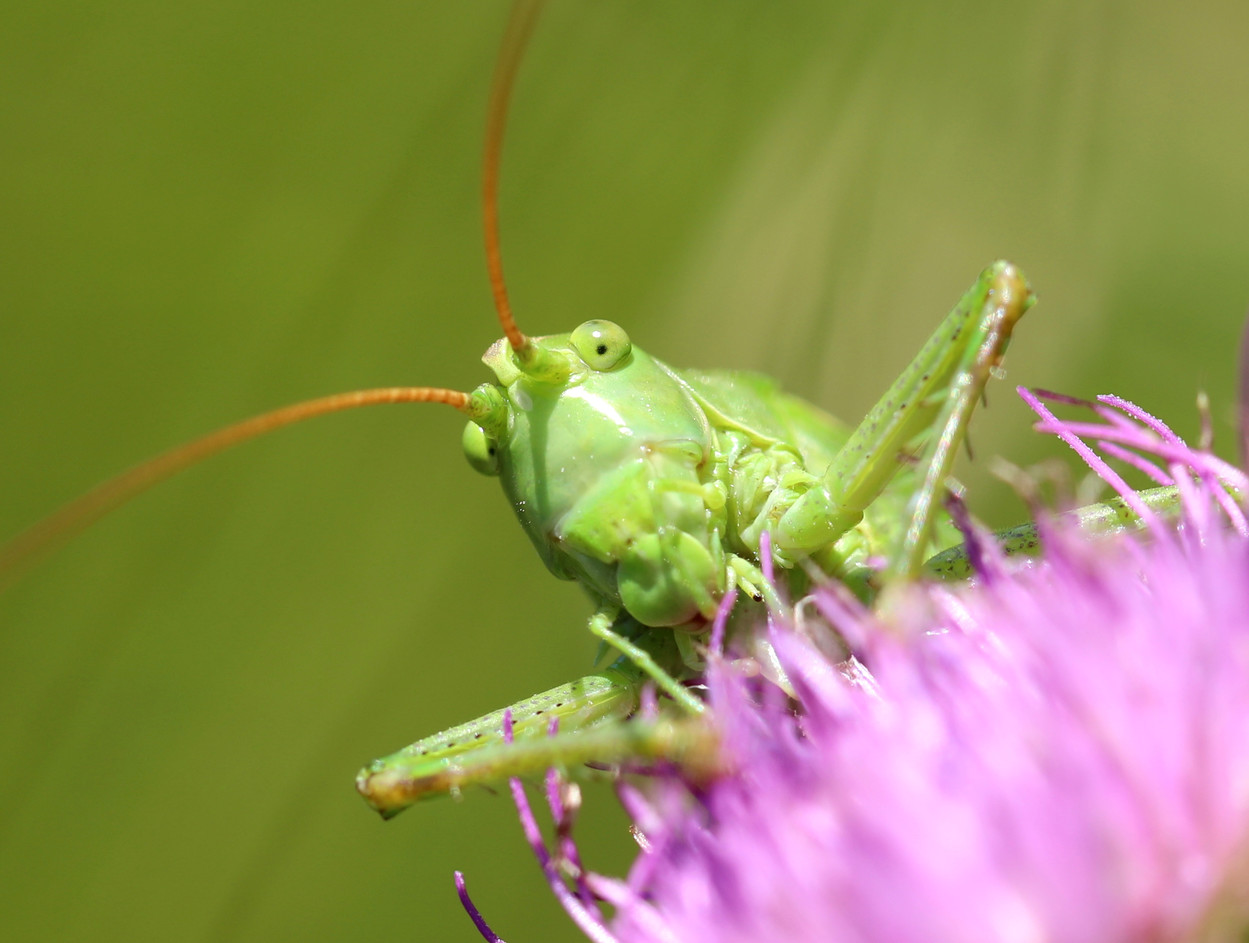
top-left (607, 392), bottom-right (1249, 943)
top-left (466, 390), bottom-right (1249, 943)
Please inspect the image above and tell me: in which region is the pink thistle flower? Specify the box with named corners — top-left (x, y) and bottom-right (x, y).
top-left (465, 390), bottom-right (1249, 943)
top-left (608, 392), bottom-right (1249, 943)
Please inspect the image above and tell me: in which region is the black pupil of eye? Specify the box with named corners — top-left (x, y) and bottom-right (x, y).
top-left (596, 343), bottom-right (608, 356)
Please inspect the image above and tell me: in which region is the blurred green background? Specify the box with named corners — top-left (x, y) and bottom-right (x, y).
top-left (2, 2), bottom-right (1247, 941)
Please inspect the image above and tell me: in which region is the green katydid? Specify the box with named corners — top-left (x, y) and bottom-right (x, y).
top-left (0, 0), bottom-right (1175, 822)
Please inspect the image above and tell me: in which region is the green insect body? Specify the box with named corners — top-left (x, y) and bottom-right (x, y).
top-left (355, 260), bottom-right (1034, 817)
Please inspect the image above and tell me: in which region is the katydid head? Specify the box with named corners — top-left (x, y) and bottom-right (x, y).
top-left (459, 317), bottom-right (721, 625)
top-left (460, 320), bottom-right (635, 476)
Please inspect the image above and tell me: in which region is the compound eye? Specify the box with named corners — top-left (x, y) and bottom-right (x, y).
top-left (570, 319), bottom-right (631, 371)
top-left (462, 421), bottom-right (500, 476)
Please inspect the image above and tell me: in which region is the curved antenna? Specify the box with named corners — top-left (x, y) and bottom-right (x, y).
top-left (0, 386), bottom-right (472, 590)
top-left (483, 0), bottom-right (544, 355)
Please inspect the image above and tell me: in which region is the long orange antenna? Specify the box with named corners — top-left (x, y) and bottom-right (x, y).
top-left (483, 0), bottom-right (544, 353)
top-left (0, 386), bottom-right (471, 590)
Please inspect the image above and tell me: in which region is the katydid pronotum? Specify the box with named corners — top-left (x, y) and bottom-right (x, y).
top-left (0, 0), bottom-right (1179, 822)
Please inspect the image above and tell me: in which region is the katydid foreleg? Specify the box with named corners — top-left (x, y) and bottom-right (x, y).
top-left (357, 665), bottom-right (643, 816)
top-left (355, 611), bottom-right (711, 815)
